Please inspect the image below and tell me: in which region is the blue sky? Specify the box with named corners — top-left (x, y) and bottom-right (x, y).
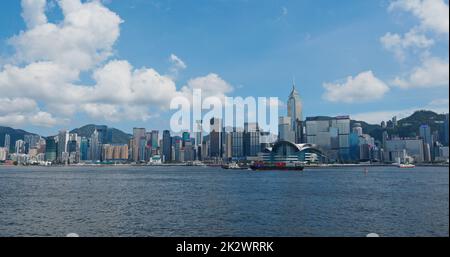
top-left (0, 0), bottom-right (448, 136)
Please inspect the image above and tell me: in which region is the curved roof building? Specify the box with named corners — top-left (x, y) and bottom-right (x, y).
top-left (260, 141), bottom-right (327, 164)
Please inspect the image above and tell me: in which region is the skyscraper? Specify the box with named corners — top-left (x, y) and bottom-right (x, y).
top-left (244, 122), bottom-right (260, 157)
top-left (45, 137), bottom-right (57, 162)
top-left (57, 130), bottom-right (69, 163)
top-left (162, 130), bottom-right (172, 162)
top-left (209, 118), bottom-right (222, 158)
top-left (4, 134), bottom-right (10, 152)
top-left (132, 128), bottom-right (146, 162)
top-left (90, 129), bottom-right (101, 161)
top-left (287, 81), bottom-right (303, 143)
top-left (419, 124), bottom-right (432, 146)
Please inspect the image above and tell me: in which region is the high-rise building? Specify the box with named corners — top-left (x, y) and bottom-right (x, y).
top-left (80, 137), bottom-right (89, 161)
top-left (305, 116), bottom-right (351, 162)
top-left (278, 116), bottom-right (295, 142)
top-left (244, 122), bottom-right (260, 157)
top-left (352, 123), bottom-right (363, 136)
top-left (287, 82), bottom-right (303, 143)
top-left (132, 128), bottom-right (146, 162)
top-left (162, 130), bottom-right (172, 162)
top-left (419, 125), bottom-right (432, 146)
top-left (231, 128), bottom-right (244, 160)
top-left (45, 137), bottom-right (57, 162)
top-left (385, 138), bottom-right (424, 163)
top-left (95, 125), bottom-right (108, 144)
top-left (90, 129), bottom-right (101, 161)
top-left (182, 132), bottom-right (190, 146)
top-left (151, 130), bottom-right (159, 149)
top-left (0, 147), bottom-right (7, 161)
top-left (57, 130), bottom-right (69, 163)
top-left (4, 134), bottom-right (10, 152)
top-left (209, 118), bottom-right (222, 158)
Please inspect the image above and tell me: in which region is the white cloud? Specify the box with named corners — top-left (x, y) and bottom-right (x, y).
top-left (0, 97), bottom-right (61, 127)
top-left (389, 0), bottom-right (449, 35)
top-left (169, 54), bottom-right (187, 78)
top-left (10, 0), bottom-right (122, 71)
top-left (380, 28), bottom-right (434, 61)
top-left (28, 111), bottom-right (60, 127)
top-left (0, 98), bottom-right (38, 116)
top-left (391, 56), bottom-right (449, 88)
top-left (181, 73), bottom-right (234, 100)
top-left (21, 0), bottom-right (48, 29)
top-left (0, 0), bottom-right (234, 126)
top-left (322, 71), bottom-right (390, 103)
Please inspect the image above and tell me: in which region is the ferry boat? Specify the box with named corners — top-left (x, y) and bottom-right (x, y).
top-left (250, 161), bottom-right (304, 171)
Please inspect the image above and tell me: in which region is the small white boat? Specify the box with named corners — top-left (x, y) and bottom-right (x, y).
top-left (397, 163), bottom-right (415, 168)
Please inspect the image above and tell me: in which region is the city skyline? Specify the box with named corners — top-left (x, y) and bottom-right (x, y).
top-left (0, 0), bottom-right (449, 137)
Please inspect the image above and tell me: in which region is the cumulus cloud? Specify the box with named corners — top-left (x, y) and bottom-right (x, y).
top-left (391, 56), bottom-right (449, 88)
top-left (0, 97), bottom-right (60, 127)
top-left (380, 29), bottom-right (434, 61)
top-left (0, 0), bottom-right (234, 127)
top-left (389, 0), bottom-right (449, 35)
top-left (10, 0), bottom-right (122, 71)
top-left (322, 71), bottom-right (390, 103)
top-left (21, 0), bottom-right (48, 29)
top-left (181, 73), bottom-right (234, 101)
top-left (382, 0), bottom-right (449, 93)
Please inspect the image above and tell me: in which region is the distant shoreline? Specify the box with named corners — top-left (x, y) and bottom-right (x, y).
top-left (0, 163), bottom-right (448, 169)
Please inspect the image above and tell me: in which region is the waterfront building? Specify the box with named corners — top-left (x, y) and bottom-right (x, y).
top-left (151, 130), bottom-right (159, 151)
top-left (102, 144), bottom-right (128, 161)
top-left (287, 82), bottom-right (304, 144)
top-left (15, 140), bottom-right (26, 154)
top-left (352, 123), bottom-right (363, 136)
top-left (162, 130), bottom-right (171, 162)
top-left (90, 129), bottom-right (101, 162)
top-left (195, 120), bottom-right (203, 161)
top-left (139, 137), bottom-right (147, 162)
top-left (209, 118), bottom-right (222, 158)
top-left (80, 137), bottom-right (89, 161)
top-left (231, 128), bottom-right (244, 160)
top-left (95, 125), bottom-right (108, 145)
top-left (57, 130), bottom-right (69, 163)
top-left (305, 116), bottom-right (351, 162)
top-left (132, 128), bottom-right (146, 162)
top-left (45, 137), bottom-right (57, 162)
top-left (24, 134), bottom-right (41, 153)
top-left (278, 116), bottom-right (295, 142)
top-left (385, 138), bottom-right (424, 163)
top-left (259, 141), bottom-right (326, 164)
top-left (244, 122), bottom-right (260, 157)
top-left (4, 134), bottom-right (10, 152)
top-left (419, 125), bottom-right (432, 146)
top-left (0, 147), bottom-right (7, 161)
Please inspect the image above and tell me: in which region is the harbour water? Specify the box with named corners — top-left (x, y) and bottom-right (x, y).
top-left (0, 166), bottom-right (448, 237)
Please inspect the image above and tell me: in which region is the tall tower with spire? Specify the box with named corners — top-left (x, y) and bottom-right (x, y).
top-left (287, 79), bottom-right (304, 143)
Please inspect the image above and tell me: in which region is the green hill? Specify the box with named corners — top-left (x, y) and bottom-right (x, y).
top-left (0, 126), bottom-right (38, 152)
top-left (70, 124), bottom-right (131, 144)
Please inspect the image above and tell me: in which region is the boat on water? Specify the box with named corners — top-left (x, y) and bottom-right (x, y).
top-left (250, 162), bottom-right (304, 171)
top-left (221, 163), bottom-right (247, 170)
top-left (397, 163), bottom-right (416, 168)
